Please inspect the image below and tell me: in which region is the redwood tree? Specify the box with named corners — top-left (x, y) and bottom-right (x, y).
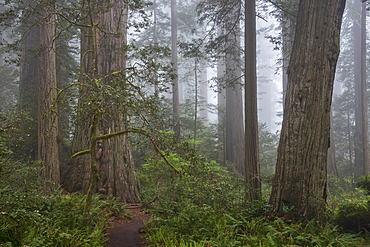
top-left (38, 6), bottom-right (60, 192)
top-left (61, 1), bottom-right (140, 203)
top-left (354, 0), bottom-right (370, 180)
top-left (18, 14), bottom-right (39, 160)
top-left (244, 0), bottom-right (260, 200)
top-left (225, 0), bottom-right (245, 175)
top-left (171, 0), bottom-right (180, 140)
top-left (269, 0), bottom-right (346, 222)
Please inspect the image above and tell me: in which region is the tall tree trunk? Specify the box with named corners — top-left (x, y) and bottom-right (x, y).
top-left (218, 46), bottom-right (226, 167)
top-left (154, 0), bottom-right (159, 96)
top-left (199, 58), bottom-right (208, 123)
top-left (360, 1), bottom-right (369, 175)
top-left (38, 8), bottom-right (60, 192)
top-left (61, 1), bottom-right (140, 202)
top-left (225, 0), bottom-right (245, 175)
top-left (171, 0), bottom-right (180, 140)
top-left (269, 0), bottom-right (346, 222)
top-left (18, 20), bottom-right (39, 161)
top-left (244, 0), bottom-right (260, 200)
top-left (217, 24), bottom-right (226, 167)
top-left (354, 0), bottom-right (370, 180)
top-left (194, 59), bottom-right (198, 142)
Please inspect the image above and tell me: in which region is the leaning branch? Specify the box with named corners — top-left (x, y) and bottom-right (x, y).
top-left (71, 149), bottom-right (91, 159)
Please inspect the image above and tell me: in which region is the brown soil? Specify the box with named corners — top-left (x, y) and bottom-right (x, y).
top-left (106, 204), bottom-right (151, 247)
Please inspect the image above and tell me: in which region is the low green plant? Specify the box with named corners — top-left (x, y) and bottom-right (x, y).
top-left (0, 188), bottom-right (129, 246)
top-left (140, 139), bottom-right (370, 246)
top-left (356, 174), bottom-right (370, 195)
top-left (0, 155), bottom-right (128, 246)
top-left (146, 202), bottom-right (370, 246)
top-left (329, 200), bottom-right (370, 232)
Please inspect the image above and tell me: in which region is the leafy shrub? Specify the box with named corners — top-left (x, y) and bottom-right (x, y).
top-left (331, 201), bottom-right (370, 232)
top-left (146, 203), bottom-right (370, 247)
top-left (0, 188), bottom-right (129, 246)
top-left (327, 174), bottom-right (345, 196)
top-left (140, 139), bottom-right (245, 214)
top-left (356, 174), bottom-right (370, 195)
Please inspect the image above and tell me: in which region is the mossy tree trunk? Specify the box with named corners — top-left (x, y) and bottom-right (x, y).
top-left (269, 0), bottom-right (346, 223)
top-left (38, 7), bottom-right (60, 192)
top-left (61, 0), bottom-right (140, 203)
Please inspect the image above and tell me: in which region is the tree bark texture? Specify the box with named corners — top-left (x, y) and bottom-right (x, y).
top-left (269, 0), bottom-right (345, 222)
top-left (61, 1), bottom-right (140, 203)
top-left (225, 0), bottom-right (245, 175)
top-left (38, 8), bottom-right (60, 192)
top-left (354, 0), bottom-right (370, 180)
top-left (244, 0), bottom-right (260, 200)
top-left (281, 0), bottom-right (298, 110)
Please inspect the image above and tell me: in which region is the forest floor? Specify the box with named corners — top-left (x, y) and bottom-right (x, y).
top-left (106, 204), bottom-right (150, 247)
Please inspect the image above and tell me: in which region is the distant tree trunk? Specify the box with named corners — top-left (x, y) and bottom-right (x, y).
top-left (38, 8), bottom-right (60, 192)
top-left (225, 0), bottom-right (245, 175)
top-left (217, 45), bottom-right (226, 167)
top-left (194, 59), bottom-right (198, 142)
top-left (18, 20), bottom-right (39, 160)
top-left (347, 110), bottom-right (353, 168)
top-left (153, 0), bottom-right (159, 96)
top-left (354, 0), bottom-right (370, 180)
top-left (361, 1), bottom-right (369, 175)
top-left (0, 0), bottom-right (3, 67)
top-left (61, 1), bottom-right (140, 202)
top-left (327, 110), bottom-right (338, 176)
top-left (244, 0), bottom-right (260, 200)
top-left (269, 0), bottom-right (346, 222)
top-left (171, 0), bottom-right (180, 140)
top-left (199, 58), bottom-right (208, 123)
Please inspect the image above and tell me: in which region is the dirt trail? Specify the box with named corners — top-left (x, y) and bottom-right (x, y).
top-left (106, 204), bottom-right (151, 247)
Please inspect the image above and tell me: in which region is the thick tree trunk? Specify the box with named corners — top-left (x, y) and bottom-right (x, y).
top-left (269, 0), bottom-right (345, 222)
top-left (38, 9), bottom-right (60, 192)
top-left (244, 0), bottom-right (260, 200)
top-left (61, 1), bottom-right (140, 202)
top-left (281, 1), bottom-right (298, 110)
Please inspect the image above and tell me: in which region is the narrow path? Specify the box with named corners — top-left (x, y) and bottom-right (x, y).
top-left (106, 204), bottom-right (150, 247)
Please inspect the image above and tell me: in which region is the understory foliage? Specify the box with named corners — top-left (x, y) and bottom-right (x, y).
top-left (0, 164), bottom-right (128, 246)
top-left (140, 143), bottom-right (370, 246)
top-left (0, 112), bottom-right (129, 246)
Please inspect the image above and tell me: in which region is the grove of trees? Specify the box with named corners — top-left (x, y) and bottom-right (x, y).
top-left (2, 0), bottom-right (370, 245)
